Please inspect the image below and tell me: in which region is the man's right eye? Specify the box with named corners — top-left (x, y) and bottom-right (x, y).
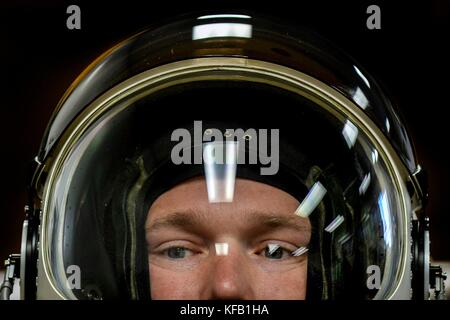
top-left (165, 247), bottom-right (191, 259)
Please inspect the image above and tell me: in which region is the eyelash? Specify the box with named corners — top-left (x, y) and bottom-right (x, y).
top-left (162, 246), bottom-right (193, 259)
top-left (154, 242), bottom-right (199, 259)
top-left (255, 243), bottom-right (296, 260)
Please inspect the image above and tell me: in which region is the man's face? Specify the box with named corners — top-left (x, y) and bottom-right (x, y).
top-left (145, 177), bottom-right (311, 299)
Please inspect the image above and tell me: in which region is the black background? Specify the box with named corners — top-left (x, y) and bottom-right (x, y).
top-left (0, 0), bottom-right (449, 265)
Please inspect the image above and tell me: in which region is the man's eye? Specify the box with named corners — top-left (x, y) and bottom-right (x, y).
top-left (263, 244), bottom-right (289, 260)
top-left (165, 247), bottom-right (191, 259)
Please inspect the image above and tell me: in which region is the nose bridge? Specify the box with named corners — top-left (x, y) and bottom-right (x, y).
top-left (207, 242), bottom-right (253, 299)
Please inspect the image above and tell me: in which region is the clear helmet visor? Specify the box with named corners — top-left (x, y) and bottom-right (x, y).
top-left (43, 73), bottom-right (408, 300)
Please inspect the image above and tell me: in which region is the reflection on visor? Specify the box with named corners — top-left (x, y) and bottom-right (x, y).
top-left (371, 149), bottom-right (379, 164)
top-left (292, 247), bottom-right (308, 257)
top-left (192, 23), bottom-right (252, 40)
top-left (197, 14), bottom-right (252, 20)
top-left (203, 141), bottom-right (238, 203)
top-left (352, 87), bottom-right (369, 110)
top-left (353, 65), bottom-right (371, 89)
top-left (342, 120), bottom-right (359, 148)
top-left (324, 215), bottom-right (345, 233)
top-left (359, 173), bottom-right (371, 195)
top-left (294, 182), bottom-right (327, 218)
top-left (267, 243), bottom-right (280, 256)
top-left (215, 243), bottom-right (230, 256)
top-left (266, 244), bottom-right (309, 258)
top-left (378, 191), bottom-right (392, 248)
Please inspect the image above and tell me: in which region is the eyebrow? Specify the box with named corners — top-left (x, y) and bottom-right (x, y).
top-left (146, 210), bottom-right (310, 233)
top-left (256, 214), bottom-right (311, 232)
top-left (146, 210), bottom-right (202, 231)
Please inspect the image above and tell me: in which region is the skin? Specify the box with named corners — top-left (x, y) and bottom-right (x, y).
top-left (145, 177), bottom-right (311, 300)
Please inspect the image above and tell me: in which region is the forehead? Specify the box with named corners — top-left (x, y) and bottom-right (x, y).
top-left (146, 177), bottom-right (306, 226)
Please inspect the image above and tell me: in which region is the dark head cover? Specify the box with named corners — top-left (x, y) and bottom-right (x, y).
top-left (104, 117), bottom-right (359, 300)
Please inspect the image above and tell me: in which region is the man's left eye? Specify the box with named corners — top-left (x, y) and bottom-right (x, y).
top-left (262, 244), bottom-right (289, 260)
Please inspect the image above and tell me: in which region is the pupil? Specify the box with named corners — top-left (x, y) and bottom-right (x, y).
top-left (168, 247), bottom-right (186, 259)
top-left (265, 246), bottom-right (282, 259)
